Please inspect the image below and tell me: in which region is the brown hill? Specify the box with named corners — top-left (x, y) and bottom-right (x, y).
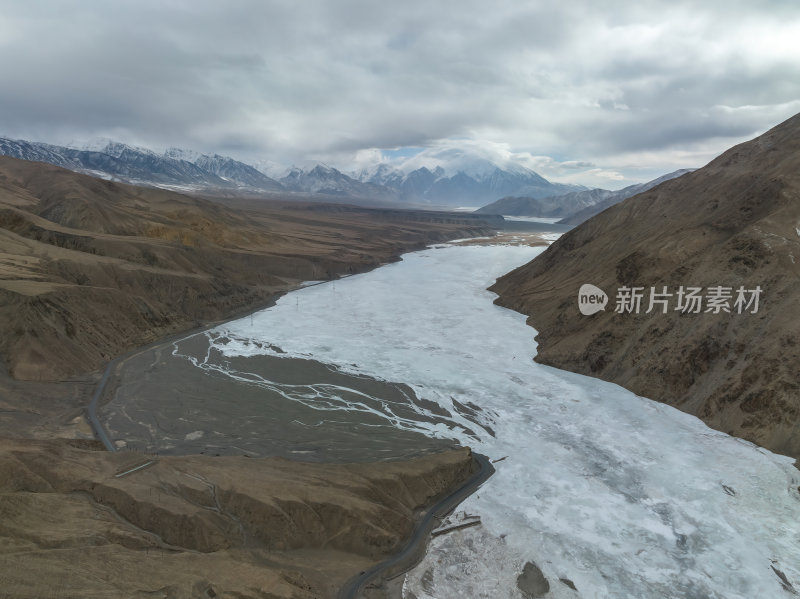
top-left (0, 438), bottom-right (475, 598)
top-left (0, 156), bottom-right (498, 381)
top-left (491, 113), bottom-right (800, 459)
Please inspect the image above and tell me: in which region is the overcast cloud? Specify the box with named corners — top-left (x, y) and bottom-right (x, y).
top-left (1, 0), bottom-right (798, 188)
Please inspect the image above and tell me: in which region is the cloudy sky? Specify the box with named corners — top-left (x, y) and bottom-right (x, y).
top-left (1, 0), bottom-right (799, 188)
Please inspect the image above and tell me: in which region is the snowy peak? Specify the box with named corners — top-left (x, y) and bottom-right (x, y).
top-left (0, 137), bottom-right (285, 193)
top-left (95, 141), bottom-right (158, 159)
top-left (70, 138), bottom-right (160, 160)
top-left (476, 169), bottom-right (694, 220)
top-left (353, 162), bottom-right (405, 187)
top-left (394, 146), bottom-right (547, 180)
top-left (279, 164), bottom-right (400, 201)
top-left (164, 147), bottom-right (202, 162)
top-left (0, 137), bottom-right (82, 170)
top-left (352, 151), bottom-right (580, 206)
top-left (428, 154), bottom-right (530, 181)
top-left (1, 136), bottom-right (584, 206)
top-left (192, 153), bottom-right (284, 191)
top-left (557, 169), bottom-right (695, 225)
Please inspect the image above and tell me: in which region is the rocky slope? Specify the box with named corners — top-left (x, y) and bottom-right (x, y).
top-left (0, 156), bottom-right (499, 380)
top-left (476, 170), bottom-right (692, 220)
top-left (558, 169), bottom-right (693, 225)
top-left (490, 113), bottom-right (800, 459)
top-left (0, 438), bottom-right (476, 598)
top-left (476, 187), bottom-right (612, 218)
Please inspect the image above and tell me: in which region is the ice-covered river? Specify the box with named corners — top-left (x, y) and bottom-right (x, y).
top-left (197, 243), bottom-right (799, 598)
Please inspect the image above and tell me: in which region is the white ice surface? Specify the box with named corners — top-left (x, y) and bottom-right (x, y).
top-left (204, 245), bottom-right (800, 599)
top-left (502, 216), bottom-right (564, 224)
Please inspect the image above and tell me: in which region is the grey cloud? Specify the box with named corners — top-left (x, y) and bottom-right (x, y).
top-left (560, 161), bottom-right (596, 169)
top-left (0, 0), bottom-right (798, 181)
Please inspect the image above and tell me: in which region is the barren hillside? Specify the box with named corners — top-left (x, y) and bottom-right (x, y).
top-left (0, 438), bottom-right (476, 598)
top-left (491, 113), bottom-right (800, 459)
top-left (0, 156), bottom-right (498, 380)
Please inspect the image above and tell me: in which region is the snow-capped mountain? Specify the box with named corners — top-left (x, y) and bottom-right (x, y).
top-left (163, 147), bottom-right (203, 163)
top-left (0, 138), bottom-right (284, 193)
top-left (250, 158), bottom-right (289, 179)
top-left (190, 152), bottom-right (284, 191)
top-left (557, 169), bottom-right (694, 224)
top-left (352, 149), bottom-right (584, 206)
top-left (353, 163), bottom-right (407, 187)
top-left (475, 187), bottom-right (614, 218)
top-left (0, 136), bottom-right (587, 207)
top-left (279, 165), bottom-right (400, 201)
top-left (475, 169), bottom-right (694, 220)
top-left (82, 139), bottom-right (157, 159)
top-left (0, 138), bottom-right (84, 170)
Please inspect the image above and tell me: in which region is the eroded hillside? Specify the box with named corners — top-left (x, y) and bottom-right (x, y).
top-left (491, 113), bottom-right (800, 459)
top-left (0, 156), bottom-right (498, 380)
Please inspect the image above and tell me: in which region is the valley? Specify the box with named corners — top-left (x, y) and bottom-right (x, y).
top-left (0, 155), bottom-right (499, 382)
top-left (2, 3), bottom-right (797, 597)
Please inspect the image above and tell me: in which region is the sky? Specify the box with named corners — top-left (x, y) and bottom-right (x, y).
top-left (1, 0), bottom-right (799, 189)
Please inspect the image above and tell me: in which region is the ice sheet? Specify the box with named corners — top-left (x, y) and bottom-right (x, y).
top-left (200, 245), bottom-right (800, 598)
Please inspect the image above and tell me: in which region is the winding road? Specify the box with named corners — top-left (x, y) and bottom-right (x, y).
top-left (87, 353), bottom-right (120, 451)
top-left (337, 453), bottom-right (495, 599)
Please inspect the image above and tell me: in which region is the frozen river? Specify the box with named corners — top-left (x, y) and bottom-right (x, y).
top-left (194, 243), bottom-right (799, 598)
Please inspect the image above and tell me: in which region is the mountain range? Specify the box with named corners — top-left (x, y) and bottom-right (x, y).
top-left (557, 169), bottom-right (695, 224)
top-left (476, 169), bottom-right (694, 222)
top-left (0, 137), bottom-right (588, 208)
top-left (352, 152), bottom-right (585, 206)
top-left (0, 137), bottom-right (285, 193)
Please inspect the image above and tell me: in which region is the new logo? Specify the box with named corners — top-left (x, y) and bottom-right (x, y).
top-left (578, 284), bottom-right (608, 315)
